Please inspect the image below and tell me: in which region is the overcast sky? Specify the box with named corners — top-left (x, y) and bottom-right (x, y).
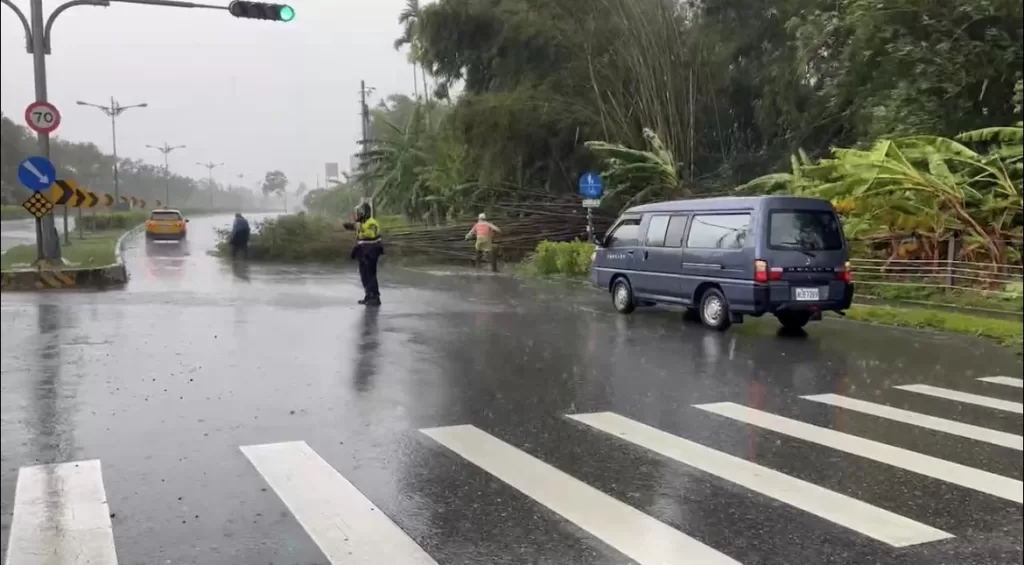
top-left (1, 0), bottom-right (415, 191)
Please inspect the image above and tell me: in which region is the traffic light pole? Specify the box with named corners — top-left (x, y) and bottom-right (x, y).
top-left (1, 0), bottom-right (259, 262)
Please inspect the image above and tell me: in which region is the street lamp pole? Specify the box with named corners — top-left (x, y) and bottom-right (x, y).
top-left (146, 142), bottom-right (185, 206)
top-left (1, 0), bottom-right (232, 261)
top-left (77, 98), bottom-right (147, 207)
top-left (198, 161), bottom-right (223, 209)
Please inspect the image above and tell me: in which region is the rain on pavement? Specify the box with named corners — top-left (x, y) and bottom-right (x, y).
top-left (1, 215), bottom-right (1022, 565)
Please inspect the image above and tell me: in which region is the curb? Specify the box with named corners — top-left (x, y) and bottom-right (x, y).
top-left (0, 223), bottom-right (143, 292)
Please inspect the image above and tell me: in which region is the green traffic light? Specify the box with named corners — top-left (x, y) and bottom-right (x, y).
top-left (279, 4), bottom-right (295, 21)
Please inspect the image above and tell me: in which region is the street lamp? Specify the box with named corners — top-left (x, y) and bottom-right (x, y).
top-left (146, 142), bottom-right (185, 206)
top-left (198, 161), bottom-right (223, 209)
top-left (76, 97), bottom-right (147, 204)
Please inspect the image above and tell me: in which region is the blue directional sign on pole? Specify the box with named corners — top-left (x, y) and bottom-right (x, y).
top-left (578, 171), bottom-right (604, 199)
top-left (17, 156), bottom-right (57, 192)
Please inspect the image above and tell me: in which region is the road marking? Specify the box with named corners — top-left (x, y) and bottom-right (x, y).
top-left (977, 376), bottom-right (1024, 389)
top-left (241, 441), bottom-right (439, 565)
top-left (803, 394), bottom-right (1023, 451)
top-left (5, 460), bottom-right (118, 565)
top-left (567, 412), bottom-right (952, 547)
top-left (421, 424), bottom-right (742, 565)
top-left (695, 402), bottom-right (1023, 504)
top-left (894, 384), bottom-right (1024, 414)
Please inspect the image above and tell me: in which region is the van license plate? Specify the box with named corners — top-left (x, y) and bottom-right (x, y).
top-left (794, 288), bottom-right (820, 301)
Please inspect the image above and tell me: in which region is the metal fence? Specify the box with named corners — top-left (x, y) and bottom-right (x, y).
top-left (849, 251), bottom-right (1023, 316)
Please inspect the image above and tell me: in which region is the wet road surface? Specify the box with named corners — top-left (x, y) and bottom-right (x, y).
top-left (2, 214), bottom-right (1022, 565)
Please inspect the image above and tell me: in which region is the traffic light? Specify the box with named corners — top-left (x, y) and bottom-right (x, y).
top-left (227, 1), bottom-right (295, 22)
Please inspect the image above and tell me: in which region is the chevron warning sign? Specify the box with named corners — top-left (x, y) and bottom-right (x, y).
top-left (83, 191), bottom-right (99, 208)
top-left (102, 193), bottom-right (114, 206)
top-left (139, 199), bottom-right (146, 209)
top-left (46, 179), bottom-right (78, 205)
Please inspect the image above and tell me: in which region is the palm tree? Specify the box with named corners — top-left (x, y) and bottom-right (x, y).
top-left (393, 0), bottom-right (427, 103)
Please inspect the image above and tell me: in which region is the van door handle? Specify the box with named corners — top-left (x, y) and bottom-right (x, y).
top-left (642, 250), bottom-right (649, 260)
top-left (626, 250), bottom-right (634, 255)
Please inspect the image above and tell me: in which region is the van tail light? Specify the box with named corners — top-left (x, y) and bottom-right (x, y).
top-left (835, 261), bottom-right (852, 283)
top-left (145, 220), bottom-right (154, 228)
top-left (754, 260), bottom-right (783, 283)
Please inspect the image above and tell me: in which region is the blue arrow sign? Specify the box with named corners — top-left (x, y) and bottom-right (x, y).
top-left (578, 171), bottom-right (603, 199)
top-left (18, 156), bottom-right (57, 192)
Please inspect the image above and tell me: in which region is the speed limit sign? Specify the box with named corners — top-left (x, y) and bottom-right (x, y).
top-left (24, 101), bottom-right (61, 134)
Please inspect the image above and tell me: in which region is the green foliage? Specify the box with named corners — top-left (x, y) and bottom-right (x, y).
top-left (214, 213), bottom-right (408, 262)
top-left (79, 212), bottom-right (149, 231)
top-left (738, 127), bottom-right (1024, 264)
top-left (527, 240), bottom-right (595, 277)
top-left (261, 170), bottom-right (289, 196)
top-left (371, 0), bottom-right (1023, 217)
top-left (1, 115), bottom-right (262, 210)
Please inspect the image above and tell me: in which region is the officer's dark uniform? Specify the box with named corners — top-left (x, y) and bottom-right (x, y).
top-left (344, 204), bottom-right (383, 306)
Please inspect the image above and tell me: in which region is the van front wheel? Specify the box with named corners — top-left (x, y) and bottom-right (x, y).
top-left (611, 278), bottom-right (636, 314)
top-left (776, 311), bottom-right (811, 330)
top-left (699, 288), bottom-right (732, 331)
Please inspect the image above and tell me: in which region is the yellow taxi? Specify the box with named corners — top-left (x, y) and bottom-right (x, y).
top-left (145, 209), bottom-right (189, 242)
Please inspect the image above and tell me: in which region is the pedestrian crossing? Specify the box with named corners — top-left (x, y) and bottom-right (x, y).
top-left (6, 376), bottom-right (1022, 565)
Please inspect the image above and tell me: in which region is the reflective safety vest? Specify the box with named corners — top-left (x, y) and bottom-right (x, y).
top-left (475, 222), bottom-right (492, 237)
top-left (357, 217), bottom-right (381, 243)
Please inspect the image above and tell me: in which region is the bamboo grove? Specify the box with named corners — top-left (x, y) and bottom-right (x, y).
top-left (302, 0), bottom-right (1023, 264)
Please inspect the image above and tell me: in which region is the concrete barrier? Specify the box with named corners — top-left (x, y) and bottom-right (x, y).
top-left (0, 224), bottom-right (142, 292)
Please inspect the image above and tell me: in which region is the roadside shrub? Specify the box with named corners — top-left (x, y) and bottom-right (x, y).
top-left (214, 213), bottom-right (411, 262)
top-left (529, 240), bottom-right (595, 277)
top-left (79, 211), bottom-right (148, 231)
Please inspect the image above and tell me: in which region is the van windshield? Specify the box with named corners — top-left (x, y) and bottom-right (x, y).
top-left (768, 210), bottom-right (843, 251)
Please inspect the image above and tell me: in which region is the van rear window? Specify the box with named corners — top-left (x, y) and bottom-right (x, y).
top-left (768, 211), bottom-right (843, 251)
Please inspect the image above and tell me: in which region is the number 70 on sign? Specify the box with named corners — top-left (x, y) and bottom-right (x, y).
top-left (25, 101), bottom-right (62, 135)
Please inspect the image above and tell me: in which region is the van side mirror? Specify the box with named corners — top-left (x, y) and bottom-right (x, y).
top-left (185, 219), bottom-right (190, 223)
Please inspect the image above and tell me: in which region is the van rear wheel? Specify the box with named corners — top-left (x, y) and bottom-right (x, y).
top-left (611, 278), bottom-right (636, 314)
top-left (698, 288), bottom-right (731, 331)
top-left (776, 311), bottom-right (812, 330)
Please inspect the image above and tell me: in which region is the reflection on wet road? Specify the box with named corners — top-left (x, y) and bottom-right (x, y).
top-left (2, 214), bottom-right (1022, 565)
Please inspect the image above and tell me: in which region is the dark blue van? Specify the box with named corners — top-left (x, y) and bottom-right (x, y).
top-left (590, 196), bottom-right (854, 330)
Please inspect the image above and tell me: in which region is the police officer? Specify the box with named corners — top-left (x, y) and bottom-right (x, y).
top-left (343, 199), bottom-right (384, 306)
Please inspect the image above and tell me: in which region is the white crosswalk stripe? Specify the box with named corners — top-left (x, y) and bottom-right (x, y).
top-left (8, 381), bottom-right (1022, 563)
top-left (802, 393), bottom-right (1024, 450)
top-left (241, 441), bottom-right (439, 565)
top-left (5, 460), bottom-right (118, 565)
top-left (894, 384), bottom-right (1024, 413)
top-left (567, 411), bottom-right (953, 547)
top-left (421, 424), bottom-right (743, 565)
top-left (695, 401), bottom-right (1024, 504)
top-left (977, 376), bottom-right (1024, 389)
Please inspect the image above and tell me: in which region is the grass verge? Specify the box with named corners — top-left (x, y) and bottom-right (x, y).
top-left (838, 304), bottom-right (1023, 354)
top-left (2, 229), bottom-right (128, 270)
top-left (1, 205), bottom-right (31, 221)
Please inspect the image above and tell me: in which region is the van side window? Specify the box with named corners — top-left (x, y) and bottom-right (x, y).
top-left (663, 215), bottom-right (688, 248)
top-left (686, 213), bottom-right (750, 249)
top-left (607, 219), bottom-right (641, 248)
top-left (644, 215), bottom-right (670, 246)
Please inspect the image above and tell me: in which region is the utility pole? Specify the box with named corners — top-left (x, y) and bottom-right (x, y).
top-left (146, 142), bottom-right (185, 206)
top-left (197, 161), bottom-right (223, 209)
top-left (2, 0), bottom-right (295, 263)
top-left (357, 80), bottom-right (375, 199)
